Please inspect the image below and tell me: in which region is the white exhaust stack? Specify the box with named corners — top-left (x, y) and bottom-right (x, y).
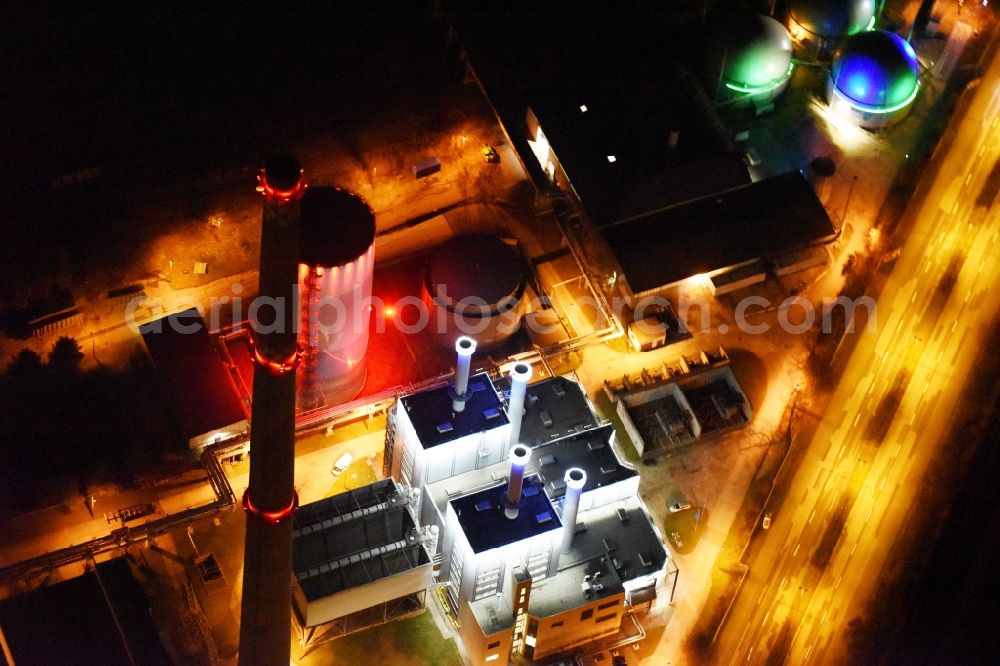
top-left (561, 468), bottom-right (587, 553)
top-left (451, 336), bottom-right (477, 412)
top-left (504, 445), bottom-right (531, 519)
top-left (506, 362), bottom-right (532, 451)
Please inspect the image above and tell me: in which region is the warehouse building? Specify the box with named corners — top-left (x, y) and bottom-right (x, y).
top-left (445, 0), bottom-right (839, 305)
top-left (140, 308), bottom-right (248, 449)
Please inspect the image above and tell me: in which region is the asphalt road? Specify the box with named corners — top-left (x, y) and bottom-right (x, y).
top-left (714, 41), bottom-right (1000, 666)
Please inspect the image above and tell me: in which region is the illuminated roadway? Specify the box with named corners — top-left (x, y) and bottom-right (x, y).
top-left (714, 47), bottom-right (1000, 665)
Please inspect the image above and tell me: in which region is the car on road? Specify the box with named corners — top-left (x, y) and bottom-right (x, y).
top-left (669, 501), bottom-right (692, 513)
top-left (331, 452), bottom-right (354, 478)
top-left (762, 512), bottom-right (772, 530)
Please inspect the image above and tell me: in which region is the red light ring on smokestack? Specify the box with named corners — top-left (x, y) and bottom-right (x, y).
top-left (243, 489), bottom-right (299, 524)
top-left (248, 333), bottom-right (305, 376)
top-left (256, 168), bottom-right (307, 205)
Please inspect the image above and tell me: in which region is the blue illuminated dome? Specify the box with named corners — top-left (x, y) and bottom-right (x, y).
top-left (831, 30), bottom-right (919, 112)
top-left (788, 0), bottom-right (875, 40)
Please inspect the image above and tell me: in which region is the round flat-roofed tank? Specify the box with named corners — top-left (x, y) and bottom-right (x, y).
top-left (705, 14), bottom-right (793, 101)
top-left (422, 233), bottom-right (526, 350)
top-left (829, 30), bottom-right (919, 128)
top-left (297, 186), bottom-right (376, 408)
top-left (788, 0), bottom-right (875, 49)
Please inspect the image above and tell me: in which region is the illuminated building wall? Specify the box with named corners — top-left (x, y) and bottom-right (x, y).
top-left (828, 30), bottom-right (919, 129)
top-left (297, 187), bottom-right (376, 409)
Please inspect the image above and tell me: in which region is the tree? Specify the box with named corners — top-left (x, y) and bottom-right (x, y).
top-left (48, 336), bottom-right (84, 376)
top-left (5, 348), bottom-right (43, 380)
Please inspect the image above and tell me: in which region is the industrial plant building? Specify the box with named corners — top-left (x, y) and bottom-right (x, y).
top-left (600, 171), bottom-right (838, 300)
top-left (445, 0), bottom-right (840, 304)
top-left (140, 307), bottom-right (249, 449)
top-left (291, 479), bottom-right (438, 646)
top-left (294, 341), bottom-right (668, 664)
top-left (605, 348), bottom-right (754, 458)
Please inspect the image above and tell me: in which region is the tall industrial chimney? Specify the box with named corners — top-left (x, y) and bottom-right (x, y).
top-left (450, 336), bottom-right (477, 412)
top-left (504, 444), bottom-right (531, 519)
top-left (506, 362), bottom-right (532, 451)
top-left (238, 154), bottom-right (305, 665)
top-left (561, 468), bottom-right (587, 553)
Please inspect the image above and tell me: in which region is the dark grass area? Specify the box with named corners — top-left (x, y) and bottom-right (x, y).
top-left (298, 608), bottom-right (462, 666)
top-left (0, 1), bottom-right (464, 306)
top-left (0, 341), bottom-right (179, 516)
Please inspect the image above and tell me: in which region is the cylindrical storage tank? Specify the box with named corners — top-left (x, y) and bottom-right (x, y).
top-left (422, 233), bottom-right (526, 351)
top-left (704, 14), bottom-right (794, 105)
top-left (828, 30), bottom-right (919, 129)
top-left (787, 0), bottom-right (875, 52)
top-left (297, 187), bottom-right (376, 408)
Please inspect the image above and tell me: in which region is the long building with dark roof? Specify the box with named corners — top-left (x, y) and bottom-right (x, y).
top-left (601, 171), bottom-right (838, 298)
top-left (444, 0), bottom-right (838, 302)
top-left (140, 308), bottom-right (248, 448)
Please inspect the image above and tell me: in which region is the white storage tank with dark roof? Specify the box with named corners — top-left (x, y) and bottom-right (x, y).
top-left (422, 233), bottom-right (527, 350)
top-left (297, 186), bottom-right (376, 408)
top-left (787, 0), bottom-right (875, 51)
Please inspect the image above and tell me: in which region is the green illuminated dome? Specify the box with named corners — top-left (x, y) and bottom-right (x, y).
top-left (788, 0), bottom-right (875, 40)
top-left (705, 15), bottom-right (794, 96)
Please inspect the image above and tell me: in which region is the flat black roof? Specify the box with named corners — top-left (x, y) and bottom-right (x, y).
top-left (444, 0), bottom-right (748, 226)
top-left (531, 425), bottom-right (637, 501)
top-left (293, 479), bottom-right (430, 600)
top-left (602, 171), bottom-right (838, 294)
top-left (493, 375), bottom-right (599, 447)
top-left (299, 186), bottom-right (375, 267)
top-left (401, 372), bottom-right (508, 449)
top-left (452, 475), bottom-right (561, 553)
top-left (528, 93), bottom-right (751, 228)
top-left (530, 497), bottom-right (668, 618)
top-left (0, 557), bottom-right (170, 666)
top-left (140, 308), bottom-right (246, 442)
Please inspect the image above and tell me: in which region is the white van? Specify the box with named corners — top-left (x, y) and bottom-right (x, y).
top-left (331, 452), bottom-right (354, 478)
